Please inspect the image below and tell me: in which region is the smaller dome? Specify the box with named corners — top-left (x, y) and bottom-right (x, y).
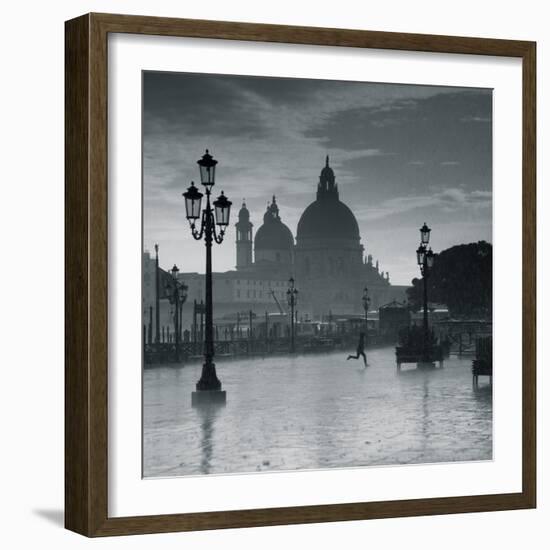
top-left (255, 224), bottom-right (294, 250)
top-left (254, 196), bottom-right (294, 251)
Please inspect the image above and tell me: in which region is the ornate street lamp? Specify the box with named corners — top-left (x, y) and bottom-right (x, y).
top-left (287, 277), bottom-right (298, 353)
top-left (167, 264), bottom-right (188, 363)
top-left (416, 224), bottom-right (435, 362)
top-left (183, 150), bottom-right (232, 403)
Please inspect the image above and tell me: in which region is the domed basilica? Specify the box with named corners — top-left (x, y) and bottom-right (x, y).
top-left (234, 157), bottom-right (402, 317)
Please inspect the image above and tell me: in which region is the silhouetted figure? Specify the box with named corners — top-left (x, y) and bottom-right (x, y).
top-left (347, 332), bottom-right (367, 366)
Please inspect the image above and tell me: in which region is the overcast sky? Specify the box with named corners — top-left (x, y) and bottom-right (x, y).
top-left (143, 71), bottom-right (492, 285)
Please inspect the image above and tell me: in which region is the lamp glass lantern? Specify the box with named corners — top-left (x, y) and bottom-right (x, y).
top-left (287, 278), bottom-right (298, 306)
top-left (171, 264), bottom-right (179, 278)
top-left (420, 222), bottom-right (431, 244)
top-left (213, 191), bottom-right (232, 226)
top-left (286, 288), bottom-right (298, 307)
top-left (179, 283), bottom-right (188, 302)
top-left (426, 248), bottom-right (435, 269)
top-left (183, 182), bottom-right (203, 220)
top-left (362, 287), bottom-right (370, 310)
top-left (197, 149), bottom-right (217, 189)
top-left (416, 245), bottom-right (426, 266)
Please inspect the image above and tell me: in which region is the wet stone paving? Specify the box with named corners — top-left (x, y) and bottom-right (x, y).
top-left (143, 346), bottom-right (492, 478)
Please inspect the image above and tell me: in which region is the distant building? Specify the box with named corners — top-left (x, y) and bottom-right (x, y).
top-left (142, 250), bottom-right (178, 341)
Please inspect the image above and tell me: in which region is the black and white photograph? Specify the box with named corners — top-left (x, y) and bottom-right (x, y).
top-left (1, 0), bottom-right (545, 544)
top-left (141, 71), bottom-right (493, 478)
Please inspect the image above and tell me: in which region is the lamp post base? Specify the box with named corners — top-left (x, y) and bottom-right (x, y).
top-left (192, 360), bottom-right (225, 406)
top-left (195, 361), bottom-right (222, 390)
top-left (192, 389), bottom-right (226, 406)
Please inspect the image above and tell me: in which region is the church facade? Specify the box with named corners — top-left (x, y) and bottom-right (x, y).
top-left (233, 157), bottom-right (406, 318)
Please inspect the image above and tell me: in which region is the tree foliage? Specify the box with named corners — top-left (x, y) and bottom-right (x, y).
top-left (406, 241), bottom-right (492, 318)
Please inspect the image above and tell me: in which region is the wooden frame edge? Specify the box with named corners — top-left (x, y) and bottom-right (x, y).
top-left (89, 492), bottom-right (532, 537)
top-left (64, 13), bottom-right (537, 537)
top-left (65, 13), bottom-right (92, 536)
top-left (521, 40), bottom-right (537, 509)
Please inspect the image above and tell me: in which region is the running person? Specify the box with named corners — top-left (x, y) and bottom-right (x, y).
top-left (347, 332), bottom-right (367, 366)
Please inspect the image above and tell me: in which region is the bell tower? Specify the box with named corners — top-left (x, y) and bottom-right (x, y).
top-left (235, 200), bottom-right (253, 270)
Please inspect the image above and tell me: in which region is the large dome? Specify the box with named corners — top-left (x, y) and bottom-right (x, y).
top-left (254, 196), bottom-right (294, 250)
top-left (297, 199), bottom-right (360, 240)
top-left (296, 156), bottom-right (360, 241)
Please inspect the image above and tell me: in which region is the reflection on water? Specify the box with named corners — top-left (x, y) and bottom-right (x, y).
top-left (143, 347), bottom-right (492, 477)
top-left (421, 378), bottom-right (429, 453)
top-left (197, 404), bottom-right (220, 475)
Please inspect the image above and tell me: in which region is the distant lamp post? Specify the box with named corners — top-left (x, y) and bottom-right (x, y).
top-left (287, 277), bottom-right (298, 353)
top-left (167, 264), bottom-right (188, 362)
top-left (154, 244), bottom-right (161, 346)
top-left (362, 286), bottom-right (371, 365)
top-left (183, 150), bottom-right (232, 405)
top-left (362, 284), bottom-right (371, 333)
top-left (416, 223), bottom-right (435, 362)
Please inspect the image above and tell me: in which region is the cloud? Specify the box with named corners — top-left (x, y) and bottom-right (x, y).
top-left (142, 73), bottom-right (492, 278)
top-left (440, 188), bottom-right (466, 202)
top-left (355, 188), bottom-right (492, 222)
top-left (471, 190), bottom-right (492, 198)
top-left (460, 115), bottom-right (491, 123)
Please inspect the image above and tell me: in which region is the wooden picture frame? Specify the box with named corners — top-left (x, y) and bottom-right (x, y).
top-left (65, 12), bottom-right (536, 537)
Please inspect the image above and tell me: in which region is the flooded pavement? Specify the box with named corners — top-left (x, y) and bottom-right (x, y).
top-left (143, 346), bottom-right (492, 477)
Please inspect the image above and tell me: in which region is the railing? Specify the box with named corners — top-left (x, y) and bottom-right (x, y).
top-left (433, 320), bottom-right (492, 356)
top-left (143, 332), bottom-right (388, 365)
top-left (144, 338), bottom-right (322, 365)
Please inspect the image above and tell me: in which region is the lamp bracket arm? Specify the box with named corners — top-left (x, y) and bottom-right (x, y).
top-left (212, 217), bottom-right (225, 244)
top-left (190, 212), bottom-right (206, 240)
